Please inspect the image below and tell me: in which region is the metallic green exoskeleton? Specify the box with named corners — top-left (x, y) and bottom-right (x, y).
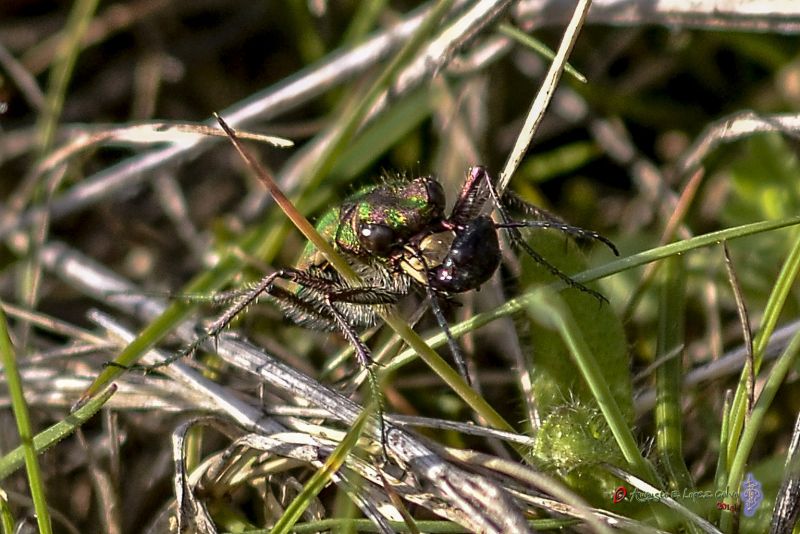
top-left (202, 166), bottom-right (618, 385)
top-left (299, 176), bottom-right (447, 269)
top-left (289, 176), bottom-right (446, 331)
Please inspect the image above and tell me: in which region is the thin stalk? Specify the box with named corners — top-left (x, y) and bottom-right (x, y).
top-left (654, 256), bottom-right (698, 532)
top-left (387, 216), bottom-right (800, 372)
top-left (0, 302), bottom-right (53, 534)
top-left (721, 329), bottom-right (800, 531)
top-left (525, 288), bottom-right (659, 484)
top-left (711, 390), bottom-right (732, 526)
top-left (0, 385), bottom-right (116, 480)
top-left (270, 408), bottom-right (370, 534)
top-left (498, 0), bottom-right (591, 193)
top-left (726, 233), bottom-right (800, 469)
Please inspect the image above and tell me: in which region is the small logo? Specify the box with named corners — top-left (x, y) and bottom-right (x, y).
top-left (740, 473), bottom-right (763, 517)
top-left (612, 486), bottom-right (627, 503)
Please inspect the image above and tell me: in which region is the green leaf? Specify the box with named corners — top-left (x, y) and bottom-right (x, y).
top-left (520, 230), bottom-right (632, 422)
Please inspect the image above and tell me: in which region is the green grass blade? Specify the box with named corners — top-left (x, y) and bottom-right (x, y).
top-left (36, 0), bottom-right (99, 154)
top-left (497, 22), bottom-right (586, 83)
top-left (726, 232), bottom-right (800, 469)
top-left (0, 385), bottom-right (115, 480)
top-left (722, 328), bottom-right (800, 531)
top-left (342, 0), bottom-right (388, 45)
top-left (293, 0), bottom-right (455, 199)
top-left (21, 0), bottom-right (100, 366)
top-left (330, 87), bottom-right (433, 180)
top-left (524, 288), bottom-right (658, 484)
top-left (387, 215), bottom-right (800, 373)
top-left (379, 314), bottom-right (517, 438)
top-left (654, 256), bottom-right (699, 532)
top-left (270, 407), bottom-right (370, 534)
top-left (286, 0), bottom-right (326, 64)
top-left (655, 256), bottom-right (694, 491)
top-left (711, 391), bottom-right (732, 526)
top-left (0, 302), bottom-right (52, 534)
top-left (0, 491), bottom-right (13, 534)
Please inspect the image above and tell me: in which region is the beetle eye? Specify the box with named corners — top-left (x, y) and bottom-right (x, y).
top-left (359, 223), bottom-right (395, 255)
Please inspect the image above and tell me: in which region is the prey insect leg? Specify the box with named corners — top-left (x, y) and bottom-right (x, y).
top-left (503, 226), bottom-right (609, 303)
top-left (474, 166), bottom-right (616, 303)
top-left (496, 190), bottom-right (619, 255)
top-left (497, 220), bottom-right (619, 256)
top-left (401, 246), bottom-right (473, 385)
top-left (425, 283), bottom-right (472, 386)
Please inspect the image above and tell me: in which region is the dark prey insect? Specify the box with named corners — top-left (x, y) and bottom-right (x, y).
top-left (199, 166), bottom-right (618, 393)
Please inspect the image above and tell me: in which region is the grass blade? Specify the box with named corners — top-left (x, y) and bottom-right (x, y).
top-left (0, 302), bottom-right (53, 534)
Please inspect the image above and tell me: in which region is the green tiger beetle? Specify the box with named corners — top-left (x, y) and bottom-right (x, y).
top-left (201, 166), bottom-right (618, 394)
